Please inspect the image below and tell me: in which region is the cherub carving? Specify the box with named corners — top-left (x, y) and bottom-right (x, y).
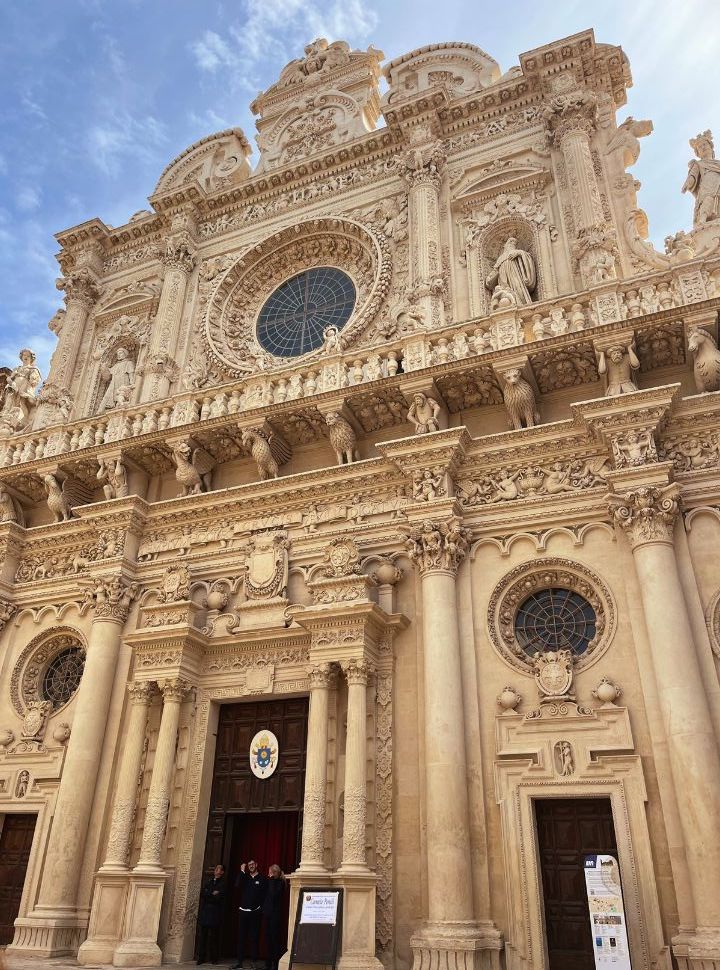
top-left (171, 441), bottom-right (215, 496)
top-left (407, 392), bottom-right (441, 434)
top-left (613, 430), bottom-right (655, 467)
top-left (241, 427), bottom-right (292, 480)
top-left (325, 411), bottom-right (359, 465)
top-left (490, 468), bottom-right (520, 502)
top-left (413, 469), bottom-right (445, 502)
top-left (321, 325), bottom-right (342, 355)
top-left (501, 369), bottom-right (540, 430)
top-left (597, 341), bottom-right (640, 396)
top-left (687, 327), bottom-right (720, 393)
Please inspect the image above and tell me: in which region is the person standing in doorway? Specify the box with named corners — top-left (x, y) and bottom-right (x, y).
top-left (232, 859), bottom-right (267, 969)
top-left (197, 863), bottom-right (226, 965)
top-left (262, 865), bottom-right (287, 970)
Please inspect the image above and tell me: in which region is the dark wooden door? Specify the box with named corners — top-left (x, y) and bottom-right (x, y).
top-left (0, 813), bottom-right (37, 945)
top-left (535, 797), bottom-right (618, 970)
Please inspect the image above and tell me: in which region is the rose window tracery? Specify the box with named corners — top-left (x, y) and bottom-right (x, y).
top-left (487, 558), bottom-right (615, 673)
top-left (256, 267), bottom-right (356, 357)
top-left (514, 588), bottom-right (597, 658)
top-left (41, 647), bottom-right (86, 708)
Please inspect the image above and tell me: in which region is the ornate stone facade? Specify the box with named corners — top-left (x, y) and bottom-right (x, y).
top-left (1, 26), bottom-right (720, 970)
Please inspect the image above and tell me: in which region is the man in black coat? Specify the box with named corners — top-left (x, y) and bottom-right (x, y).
top-left (197, 863), bottom-right (227, 965)
top-left (231, 859), bottom-right (267, 969)
top-left (262, 865), bottom-right (287, 970)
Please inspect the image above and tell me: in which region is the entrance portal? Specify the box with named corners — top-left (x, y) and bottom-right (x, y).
top-left (200, 697), bottom-right (309, 960)
top-left (535, 797), bottom-right (619, 970)
top-left (0, 813), bottom-right (37, 946)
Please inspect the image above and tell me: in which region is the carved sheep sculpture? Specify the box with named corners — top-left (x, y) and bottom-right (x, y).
top-left (687, 326), bottom-right (720, 393)
top-left (501, 368), bottom-right (540, 430)
top-left (325, 411), bottom-right (359, 465)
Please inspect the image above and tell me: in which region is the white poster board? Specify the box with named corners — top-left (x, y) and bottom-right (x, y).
top-left (300, 891), bottom-right (340, 925)
top-left (584, 854), bottom-right (632, 969)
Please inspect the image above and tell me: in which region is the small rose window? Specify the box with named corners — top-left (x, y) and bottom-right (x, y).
top-left (41, 647), bottom-right (86, 707)
top-left (514, 588), bottom-right (597, 658)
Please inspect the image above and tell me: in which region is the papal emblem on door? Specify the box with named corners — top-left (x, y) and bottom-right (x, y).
top-left (250, 729), bottom-right (279, 779)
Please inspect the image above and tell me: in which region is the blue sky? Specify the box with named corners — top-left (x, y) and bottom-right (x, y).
top-left (1, 0), bottom-right (718, 376)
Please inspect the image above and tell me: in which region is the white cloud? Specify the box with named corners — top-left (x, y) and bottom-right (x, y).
top-left (86, 110), bottom-right (168, 177)
top-left (16, 186), bottom-right (41, 212)
top-left (190, 30), bottom-right (240, 72)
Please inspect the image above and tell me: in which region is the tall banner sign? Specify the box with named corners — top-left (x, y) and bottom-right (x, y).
top-left (584, 854), bottom-right (632, 969)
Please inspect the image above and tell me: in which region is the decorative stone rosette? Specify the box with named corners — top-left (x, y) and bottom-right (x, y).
top-left (487, 557), bottom-right (616, 674)
top-left (203, 217), bottom-right (392, 375)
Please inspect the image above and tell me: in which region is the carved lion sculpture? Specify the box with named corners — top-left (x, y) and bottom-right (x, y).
top-left (501, 368), bottom-right (540, 430)
top-left (687, 326), bottom-right (720, 393)
top-left (325, 411), bottom-right (359, 465)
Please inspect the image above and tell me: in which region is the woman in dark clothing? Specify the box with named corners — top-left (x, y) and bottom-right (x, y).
top-left (197, 863), bottom-right (227, 965)
top-left (262, 865), bottom-right (287, 970)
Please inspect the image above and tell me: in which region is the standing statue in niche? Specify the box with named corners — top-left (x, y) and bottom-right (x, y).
top-left (0, 349), bottom-right (42, 432)
top-left (99, 348), bottom-right (135, 410)
top-left (683, 130), bottom-right (720, 226)
top-left (597, 341), bottom-right (640, 397)
top-left (407, 393), bottom-right (441, 435)
top-left (485, 237), bottom-right (537, 307)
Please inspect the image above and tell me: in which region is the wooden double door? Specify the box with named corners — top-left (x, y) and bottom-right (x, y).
top-left (201, 698), bottom-right (309, 958)
top-left (0, 813), bottom-right (37, 946)
top-left (536, 797), bottom-right (619, 970)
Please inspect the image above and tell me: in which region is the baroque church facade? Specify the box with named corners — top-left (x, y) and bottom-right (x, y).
top-left (1, 26), bottom-right (720, 970)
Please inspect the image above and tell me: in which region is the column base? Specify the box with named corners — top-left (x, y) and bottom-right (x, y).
top-left (77, 870), bottom-right (131, 965)
top-left (673, 928), bottom-right (720, 970)
top-left (411, 921), bottom-right (504, 970)
top-left (112, 870), bottom-right (167, 967)
top-left (7, 912), bottom-right (86, 957)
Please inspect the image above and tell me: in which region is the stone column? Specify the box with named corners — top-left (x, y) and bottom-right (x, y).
top-left (53, 266), bottom-right (101, 392)
top-left (135, 678), bottom-right (188, 873)
top-left (298, 663), bottom-right (334, 874)
top-left (113, 678), bottom-right (190, 968)
top-left (139, 208), bottom-right (196, 403)
top-left (21, 578), bottom-right (137, 956)
top-left (396, 131), bottom-right (446, 331)
top-left (77, 680), bottom-right (152, 966)
top-left (609, 482), bottom-right (720, 967)
top-left (545, 90), bottom-right (617, 286)
top-left (339, 658), bottom-right (371, 873)
top-left (402, 515), bottom-right (486, 968)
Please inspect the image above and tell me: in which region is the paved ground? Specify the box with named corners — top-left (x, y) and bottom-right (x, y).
top-left (0, 957), bottom-right (229, 970)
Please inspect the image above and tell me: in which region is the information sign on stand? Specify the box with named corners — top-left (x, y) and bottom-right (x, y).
top-left (584, 855), bottom-right (632, 969)
top-left (289, 887), bottom-right (343, 970)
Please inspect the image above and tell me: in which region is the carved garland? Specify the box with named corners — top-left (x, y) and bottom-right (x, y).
top-left (203, 217), bottom-right (392, 376)
top-left (486, 557), bottom-right (616, 674)
top-left (10, 627), bottom-right (88, 716)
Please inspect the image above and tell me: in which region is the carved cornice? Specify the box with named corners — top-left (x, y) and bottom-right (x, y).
top-left (401, 515), bottom-right (470, 576)
top-left (606, 482), bottom-right (681, 548)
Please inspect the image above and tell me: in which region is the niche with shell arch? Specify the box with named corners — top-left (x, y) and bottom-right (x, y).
top-left (477, 216), bottom-right (546, 316)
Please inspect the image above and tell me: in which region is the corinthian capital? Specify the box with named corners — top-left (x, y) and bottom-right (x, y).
top-left (306, 663), bottom-right (336, 690)
top-left (0, 597), bottom-right (16, 633)
top-left (393, 138), bottom-right (446, 189)
top-left (159, 677), bottom-right (191, 702)
top-left (87, 576), bottom-right (139, 623)
top-left (56, 269), bottom-right (100, 309)
top-left (544, 90), bottom-right (598, 146)
top-left (606, 483), bottom-right (680, 548)
top-left (401, 516), bottom-right (470, 575)
top-left (341, 657), bottom-right (373, 686)
top-left (162, 235), bottom-right (197, 274)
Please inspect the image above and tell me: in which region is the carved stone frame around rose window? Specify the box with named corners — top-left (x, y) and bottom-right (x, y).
top-left (486, 557), bottom-right (616, 675)
top-left (10, 627), bottom-right (88, 717)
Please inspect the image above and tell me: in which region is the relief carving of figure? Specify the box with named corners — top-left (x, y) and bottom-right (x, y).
top-left (485, 237), bottom-right (537, 307)
top-left (97, 457), bottom-right (129, 500)
top-left (687, 326), bottom-right (720, 393)
top-left (15, 770), bottom-right (29, 799)
top-left (407, 392), bottom-right (441, 434)
top-left (0, 485), bottom-right (25, 526)
top-left (0, 349), bottom-right (42, 432)
top-left (171, 441), bottom-right (215, 496)
top-left (413, 469), bottom-right (445, 502)
top-left (99, 347), bottom-right (135, 410)
top-left (683, 130), bottom-right (720, 226)
top-left (597, 341), bottom-right (640, 396)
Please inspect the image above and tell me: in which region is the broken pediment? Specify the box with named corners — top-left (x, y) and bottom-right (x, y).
top-left (153, 128), bottom-right (252, 196)
top-left (251, 38), bottom-right (384, 172)
top-left (383, 42), bottom-right (500, 107)
top-left (453, 157), bottom-right (551, 211)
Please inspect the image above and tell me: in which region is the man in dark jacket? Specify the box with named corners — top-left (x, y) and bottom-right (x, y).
top-left (197, 863), bottom-right (227, 965)
top-left (262, 865), bottom-right (287, 970)
top-left (231, 859), bottom-right (267, 969)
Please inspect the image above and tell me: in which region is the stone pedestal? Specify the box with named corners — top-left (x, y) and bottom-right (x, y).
top-left (112, 872), bottom-right (167, 968)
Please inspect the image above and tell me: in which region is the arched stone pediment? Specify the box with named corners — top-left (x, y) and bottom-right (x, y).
top-left (153, 128), bottom-right (252, 196)
top-left (94, 279), bottom-right (161, 321)
top-left (203, 217), bottom-right (391, 376)
top-left (383, 42), bottom-right (500, 105)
